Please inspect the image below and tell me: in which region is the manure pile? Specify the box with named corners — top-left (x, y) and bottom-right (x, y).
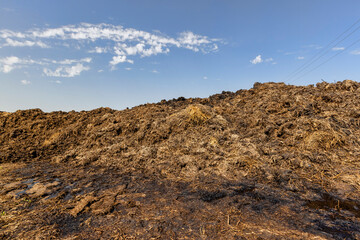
top-left (1, 80), bottom-right (360, 239)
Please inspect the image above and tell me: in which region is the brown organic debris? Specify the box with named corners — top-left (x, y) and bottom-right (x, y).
top-left (1, 80), bottom-right (360, 239)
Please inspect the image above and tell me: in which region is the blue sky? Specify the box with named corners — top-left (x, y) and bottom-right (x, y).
top-left (1, 0), bottom-right (360, 111)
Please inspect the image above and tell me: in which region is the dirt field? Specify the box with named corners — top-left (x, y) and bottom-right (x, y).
top-left (1, 80), bottom-right (360, 239)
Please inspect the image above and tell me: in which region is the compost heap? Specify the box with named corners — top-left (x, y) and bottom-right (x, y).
top-left (1, 80), bottom-right (360, 239)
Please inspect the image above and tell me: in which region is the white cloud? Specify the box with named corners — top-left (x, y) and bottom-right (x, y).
top-left (203, 76), bottom-right (208, 80)
top-left (119, 43), bottom-right (145, 55)
top-left (20, 80), bottom-right (31, 85)
top-left (303, 44), bottom-right (322, 50)
top-left (178, 31), bottom-right (213, 52)
top-left (49, 80), bottom-right (62, 84)
top-left (152, 70), bottom-right (159, 74)
top-left (250, 55), bottom-right (263, 64)
top-left (125, 67), bottom-right (132, 71)
top-left (332, 47), bottom-right (345, 51)
top-left (0, 56), bottom-right (92, 76)
top-left (0, 23), bottom-right (222, 67)
top-left (89, 47), bottom-right (108, 53)
top-left (0, 56), bottom-right (21, 65)
top-left (43, 63), bottom-right (90, 77)
top-left (350, 50), bottom-right (360, 55)
top-left (98, 69), bottom-right (104, 73)
top-left (110, 55), bottom-right (133, 67)
top-left (0, 30), bottom-right (26, 39)
top-left (55, 58), bottom-right (92, 65)
top-left (40, 57), bottom-right (91, 65)
top-left (2, 38), bottom-right (49, 48)
top-left (2, 64), bottom-right (14, 73)
top-left (297, 56), bottom-right (305, 60)
top-left (108, 42), bottom-right (169, 67)
top-left (0, 56), bottom-right (37, 73)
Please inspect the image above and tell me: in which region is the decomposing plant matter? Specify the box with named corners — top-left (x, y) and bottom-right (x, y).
top-left (1, 80), bottom-right (360, 239)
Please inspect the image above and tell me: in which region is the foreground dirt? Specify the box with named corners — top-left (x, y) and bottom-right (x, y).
top-left (1, 80), bottom-right (360, 239)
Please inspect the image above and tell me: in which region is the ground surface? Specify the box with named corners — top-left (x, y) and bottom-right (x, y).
top-left (1, 80), bottom-right (360, 239)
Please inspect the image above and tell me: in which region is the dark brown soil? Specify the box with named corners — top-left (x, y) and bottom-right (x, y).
top-left (1, 80), bottom-right (360, 239)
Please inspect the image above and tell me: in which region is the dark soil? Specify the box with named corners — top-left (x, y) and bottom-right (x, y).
top-left (1, 80), bottom-right (360, 239)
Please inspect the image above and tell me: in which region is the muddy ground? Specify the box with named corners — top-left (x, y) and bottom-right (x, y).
top-left (1, 80), bottom-right (360, 239)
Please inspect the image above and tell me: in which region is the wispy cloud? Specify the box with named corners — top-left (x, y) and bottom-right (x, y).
top-left (177, 31), bottom-right (219, 52)
top-left (109, 52), bottom-right (134, 67)
top-left (0, 56), bottom-right (19, 73)
top-left (49, 80), bottom-right (62, 84)
top-left (303, 44), bottom-right (322, 50)
top-left (297, 56), bottom-right (305, 60)
top-left (0, 56), bottom-right (91, 77)
top-left (250, 55), bottom-right (275, 65)
top-left (45, 57), bottom-right (92, 65)
top-left (250, 55), bottom-right (263, 64)
top-left (203, 76), bottom-right (208, 80)
top-left (88, 47), bottom-right (108, 53)
top-left (151, 69), bottom-right (159, 74)
top-left (332, 47), bottom-right (345, 51)
top-left (0, 56), bottom-right (38, 73)
top-left (1, 38), bottom-right (49, 48)
top-left (43, 63), bottom-right (90, 77)
top-left (350, 50), bottom-right (360, 55)
top-left (20, 80), bottom-right (31, 85)
top-left (0, 23), bottom-right (222, 69)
